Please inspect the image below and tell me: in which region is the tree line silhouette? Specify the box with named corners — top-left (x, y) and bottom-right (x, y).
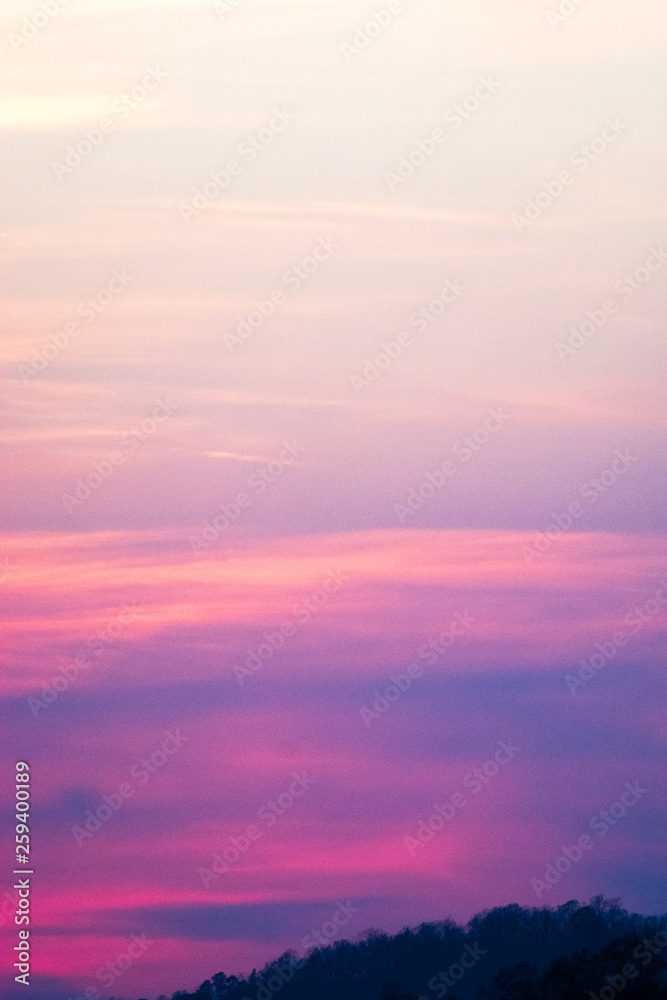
top-left (130, 897), bottom-right (666, 1000)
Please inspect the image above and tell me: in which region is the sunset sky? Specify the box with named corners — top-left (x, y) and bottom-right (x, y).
top-left (1, 0), bottom-right (666, 997)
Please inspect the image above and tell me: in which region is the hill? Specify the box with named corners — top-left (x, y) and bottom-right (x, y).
top-left (134, 897), bottom-right (666, 1000)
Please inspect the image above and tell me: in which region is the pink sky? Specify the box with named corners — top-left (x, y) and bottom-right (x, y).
top-left (1, 0), bottom-right (666, 997)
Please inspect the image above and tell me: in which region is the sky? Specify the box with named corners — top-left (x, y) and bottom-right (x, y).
top-left (1, 0), bottom-right (666, 997)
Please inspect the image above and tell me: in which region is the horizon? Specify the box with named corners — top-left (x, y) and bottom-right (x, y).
top-left (1, 0), bottom-right (666, 997)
